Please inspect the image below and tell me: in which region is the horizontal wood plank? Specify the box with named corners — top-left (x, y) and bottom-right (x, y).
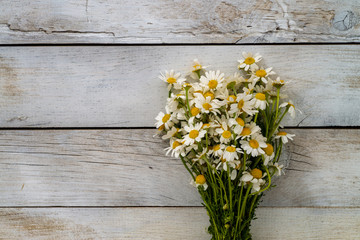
top-left (1, 207), bottom-right (359, 239)
top-left (0, 129), bottom-right (358, 207)
top-left (0, 0), bottom-right (360, 43)
top-left (0, 45), bottom-right (360, 127)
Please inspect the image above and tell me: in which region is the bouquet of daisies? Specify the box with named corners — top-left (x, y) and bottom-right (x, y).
top-left (155, 53), bottom-right (296, 240)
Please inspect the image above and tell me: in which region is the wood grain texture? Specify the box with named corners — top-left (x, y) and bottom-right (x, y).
top-left (0, 129), bottom-right (358, 207)
top-left (1, 207), bottom-right (359, 239)
top-left (0, 0), bottom-right (360, 43)
top-left (0, 45), bottom-right (360, 128)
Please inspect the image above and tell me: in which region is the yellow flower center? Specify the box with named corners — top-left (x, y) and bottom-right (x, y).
top-left (227, 95), bottom-right (237, 103)
top-left (289, 102), bottom-right (295, 108)
top-left (162, 114), bottom-right (171, 123)
top-left (213, 144), bottom-right (221, 151)
top-left (256, 69), bottom-right (267, 78)
top-left (277, 131), bottom-right (287, 136)
top-left (208, 80), bottom-right (218, 89)
top-left (172, 141), bottom-right (182, 149)
top-left (255, 93), bottom-right (266, 101)
top-left (167, 77), bottom-right (176, 84)
top-left (191, 107), bottom-right (200, 116)
top-left (204, 92), bottom-right (215, 100)
top-left (237, 99), bottom-right (244, 109)
top-left (226, 146), bottom-right (236, 152)
top-left (249, 139), bottom-right (259, 149)
top-left (263, 143), bottom-right (274, 156)
top-left (193, 64), bottom-right (202, 71)
top-left (203, 103), bottom-right (212, 110)
top-left (236, 118), bottom-right (245, 126)
top-left (251, 168), bottom-right (262, 179)
top-left (196, 175), bottom-right (206, 184)
top-left (241, 127), bottom-right (251, 136)
top-left (222, 130), bottom-right (232, 139)
top-left (189, 130), bottom-right (199, 139)
top-left (158, 124), bottom-right (165, 131)
top-left (221, 157), bottom-right (226, 163)
top-left (244, 57), bottom-right (255, 65)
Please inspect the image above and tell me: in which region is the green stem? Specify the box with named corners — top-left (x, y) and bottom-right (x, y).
top-left (179, 155), bottom-right (195, 181)
top-left (227, 164), bottom-right (233, 212)
top-left (254, 112), bottom-right (258, 123)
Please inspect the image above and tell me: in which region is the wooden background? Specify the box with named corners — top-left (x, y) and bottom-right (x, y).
top-left (0, 0), bottom-right (359, 239)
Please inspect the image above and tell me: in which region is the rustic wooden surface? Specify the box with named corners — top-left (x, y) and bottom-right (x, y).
top-left (0, 0), bottom-right (360, 43)
top-left (0, 45), bottom-right (360, 128)
top-left (1, 0), bottom-right (359, 238)
top-left (1, 207), bottom-right (359, 239)
top-left (0, 129), bottom-right (358, 207)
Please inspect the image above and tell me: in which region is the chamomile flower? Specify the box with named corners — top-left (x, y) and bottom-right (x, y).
top-left (159, 70), bottom-right (186, 90)
top-left (199, 70), bottom-right (225, 91)
top-left (253, 92), bottom-right (268, 110)
top-left (223, 145), bottom-right (243, 162)
top-left (215, 122), bottom-right (234, 144)
top-left (240, 133), bottom-right (267, 157)
top-left (162, 126), bottom-right (180, 140)
top-left (229, 93), bottom-right (257, 116)
top-left (208, 144), bottom-right (225, 158)
top-left (280, 100), bottom-right (300, 118)
top-left (272, 77), bottom-right (285, 88)
top-left (240, 168), bottom-right (266, 193)
top-left (165, 139), bottom-right (185, 158)
top-left (262, 143), bottom-right (275, 165)
top-left (194, 94), bottom-right (223, 115)
top-left (237, 122), bottom-right (261, 139)
top-left (275, 131), bottom-right (295, 144)
top-left (155, 111), bottom-right (175, 130)
top-left (183, 123), bottom-right (206, 146)
top-left (252, 67), bottom-right (275, 84)
top-left (238, 52), bottom-right (262, 71)
top-left (228, 116), bottom-right (245, 135)
top-left (191, 174), bottom-right (208, 190)
top-left (269, 162), bottom-right (284, 176)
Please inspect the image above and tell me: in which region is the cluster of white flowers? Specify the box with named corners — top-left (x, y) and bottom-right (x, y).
top-left (155, 53), bottom-right (296, 194)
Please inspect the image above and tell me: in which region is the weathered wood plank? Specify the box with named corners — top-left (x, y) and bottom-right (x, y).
top-left (0, 129), bottom-right (358, 207)
top-left (1, 207), bottom-right (359, 239)
top-left (0, 0), bottom-right (359, 43)
top-left (0, 46), bottom-right (359, 127)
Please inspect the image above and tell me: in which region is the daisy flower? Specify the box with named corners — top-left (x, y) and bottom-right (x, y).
top-left (240, 133), bottom-right (267, 157)
top-left (280, 100), bottom-right (300, 118)
top-left (269, 162), bottom-right (284, 176)
top-left (238, 52), bottom-right (262, 71)
top-left (237, 122), bottom-right (261, 140)
top-left (215, 122), bottom-right (234, 144)
top-left (253, 92), bottom-right (268, 110)
top-left (272, 77), bottom-right (285, 88)
top-left (252, 67), bottom-right (275, 84)
top-left (229, 93), bottom-right (257, 116)
top-left (183, 123), bottom-right (206, 146)
top-left (199, 70), bottom-right (225, 91)
top-left (194, 94), bottom-right (223, 115)
top-left (262, 143), bottom-right (275, 165)
top-left (191, 174), bottom-right (208, 190)
top-left (208, 144), bottom-right (225, 158)
top-left (240, 168), bottom-right (266, 193)
top-left (162, 126), bottom-right (179, 140)
top-left (223, 145), bottom-right (243, 162)
top-left (275, 131), bottom-right (295, 144)
top-left (155, 111), bottom-right (175, 130)
top-left (159, 70), bottom-right (186, 90)
top-left (228, 116), bottom-right (245, 135)
top-left (165, 139), bottom-right (185, 158)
